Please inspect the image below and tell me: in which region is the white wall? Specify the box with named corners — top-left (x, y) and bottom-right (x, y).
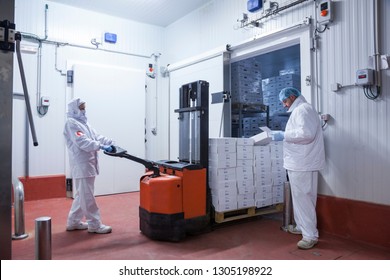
top-left (162, 0), bottom-right (390, 206)
top-left (13, 0), bottom-right (164, 180)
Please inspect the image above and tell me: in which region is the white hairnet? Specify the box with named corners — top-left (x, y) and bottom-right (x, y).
top-left (279, 87), bottom-right (301, 102)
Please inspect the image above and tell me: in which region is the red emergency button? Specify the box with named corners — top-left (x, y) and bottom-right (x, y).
top-left (321, 10), bottom-right (328, 17)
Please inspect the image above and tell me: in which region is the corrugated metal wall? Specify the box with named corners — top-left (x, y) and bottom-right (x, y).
top-left (164, 0), bottom-right (390, 206)
top-left (318, 0), bottom-right (389, 205)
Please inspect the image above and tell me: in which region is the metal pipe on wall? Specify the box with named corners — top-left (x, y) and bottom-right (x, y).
top-left (373, 0), bottom-right (381, 89)
top-left (313, 1), bottom-right (321, 114)
top-left (36, 42), bottom-right (43, 112)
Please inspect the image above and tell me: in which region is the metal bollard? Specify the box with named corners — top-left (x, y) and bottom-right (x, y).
top-left (12, 180), bottom-right (29, 240)
top-left (35, 216), bottom-right (52, 260)
top-left (281, 181), bottom-right (293, 232)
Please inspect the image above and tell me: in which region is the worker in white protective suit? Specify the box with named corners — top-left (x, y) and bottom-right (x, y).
top-left (272, 87), bottom-right (325, 249)
top-left (64, 98), bottom-right (114, 234)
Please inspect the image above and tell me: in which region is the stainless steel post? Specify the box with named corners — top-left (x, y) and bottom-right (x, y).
top-left (281, 181), bottom-right (293, 232)
top-left (12, 179), bottom-right (29, 240)
top-left (35, 216), bottom-right (52, 260)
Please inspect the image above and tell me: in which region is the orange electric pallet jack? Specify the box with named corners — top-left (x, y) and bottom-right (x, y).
top-left (105, 147), bottom-right (209, 241)
top-left (105, 80), bottom-right (211, 241)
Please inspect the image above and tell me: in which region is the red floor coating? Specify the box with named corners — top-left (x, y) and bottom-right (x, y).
top-left (10, 192), bottom-right (390, 260)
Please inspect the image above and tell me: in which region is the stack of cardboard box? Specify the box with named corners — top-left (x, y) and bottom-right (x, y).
top-left (209, 137), bottom-right (286, 212)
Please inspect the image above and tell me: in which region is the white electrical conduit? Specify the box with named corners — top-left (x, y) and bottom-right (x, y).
top-left (314, 1), bottom-right (321, 114)
top-left (373, 0), bottom-right (381, 88)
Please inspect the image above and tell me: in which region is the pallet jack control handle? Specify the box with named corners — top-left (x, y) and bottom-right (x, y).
top-left (104, 145), bottom-right (160, 177)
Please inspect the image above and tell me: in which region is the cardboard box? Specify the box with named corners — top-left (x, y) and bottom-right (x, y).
top-left (236, 137), bottom-right (255, 146)
top-left (209, 167), bottom-right (236, 182)
top-left (212, 197), bottom-right (238, 212)
top-left (211, 187), bottom-right (238, 199)
top-left (237, 180), bottom-right (255, 195)
top-left (251, 126), bottom-right (272, 146)
top-left (209, 179), bottom-right (237, 191)
top-left (209, 156), bottom-right (237, 169)
top-left (255, 191), bottom-right (273, 201)
top-left (238, 199), bottom-right (255, 209)
top-left (256, 198), bottom-right (273, 208)
top-left (237, 159), bottom-right (255, 167)
top-left (255, 184), bottom-right (273, 194)
top-left (273, 197), bottom-right (284, 204)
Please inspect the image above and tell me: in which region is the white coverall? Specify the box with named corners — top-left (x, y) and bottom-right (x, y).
top-left (283, 95), bottom-right (325, 241)
top-left (64, 98), bottom-right (113, 229)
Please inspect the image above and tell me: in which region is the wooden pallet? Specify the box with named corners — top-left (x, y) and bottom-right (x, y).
top-left (214, 203), bottom-right (283, 223)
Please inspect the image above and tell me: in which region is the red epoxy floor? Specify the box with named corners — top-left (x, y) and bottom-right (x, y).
top-left (11, 192), bottom-right (390, 260)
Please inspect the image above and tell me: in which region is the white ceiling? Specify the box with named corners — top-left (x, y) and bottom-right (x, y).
top-left (46, 0), bottom-right (211, 27)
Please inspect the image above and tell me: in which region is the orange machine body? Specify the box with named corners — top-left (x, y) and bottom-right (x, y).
top-left (140, 172), bottom-right (183, 215)
top-left (158, 164), bottom-right (206, 219)
top-left (138, 161), bottom-right (209, 241)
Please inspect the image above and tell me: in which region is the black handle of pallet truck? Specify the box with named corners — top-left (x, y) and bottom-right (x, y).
top-left (104, 146), bottom-right (160, 177)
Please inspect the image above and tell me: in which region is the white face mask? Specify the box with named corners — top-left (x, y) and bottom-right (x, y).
top-left (76, 109), bottom-right (87, 122)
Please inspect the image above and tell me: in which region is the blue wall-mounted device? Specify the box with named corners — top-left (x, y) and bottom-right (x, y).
top-left (104, 32), bottom-right (117, 44)
top-left (247, 0), bottom-right (262, 13)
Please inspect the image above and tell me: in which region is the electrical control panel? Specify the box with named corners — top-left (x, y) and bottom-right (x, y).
top-left (40, 96), bottom-right (50, 106)
top-left (318, 0), bottom-right (333, 24)
top-left (104, 32), bottom-right (117, 44)
top-left (356, 69), bottom-right (374, 86)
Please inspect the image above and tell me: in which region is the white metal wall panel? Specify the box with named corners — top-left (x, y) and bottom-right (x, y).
top-left (13, 0), bottom-right (163, 181)
top-left (318, 0), bottom-right (390, 205)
